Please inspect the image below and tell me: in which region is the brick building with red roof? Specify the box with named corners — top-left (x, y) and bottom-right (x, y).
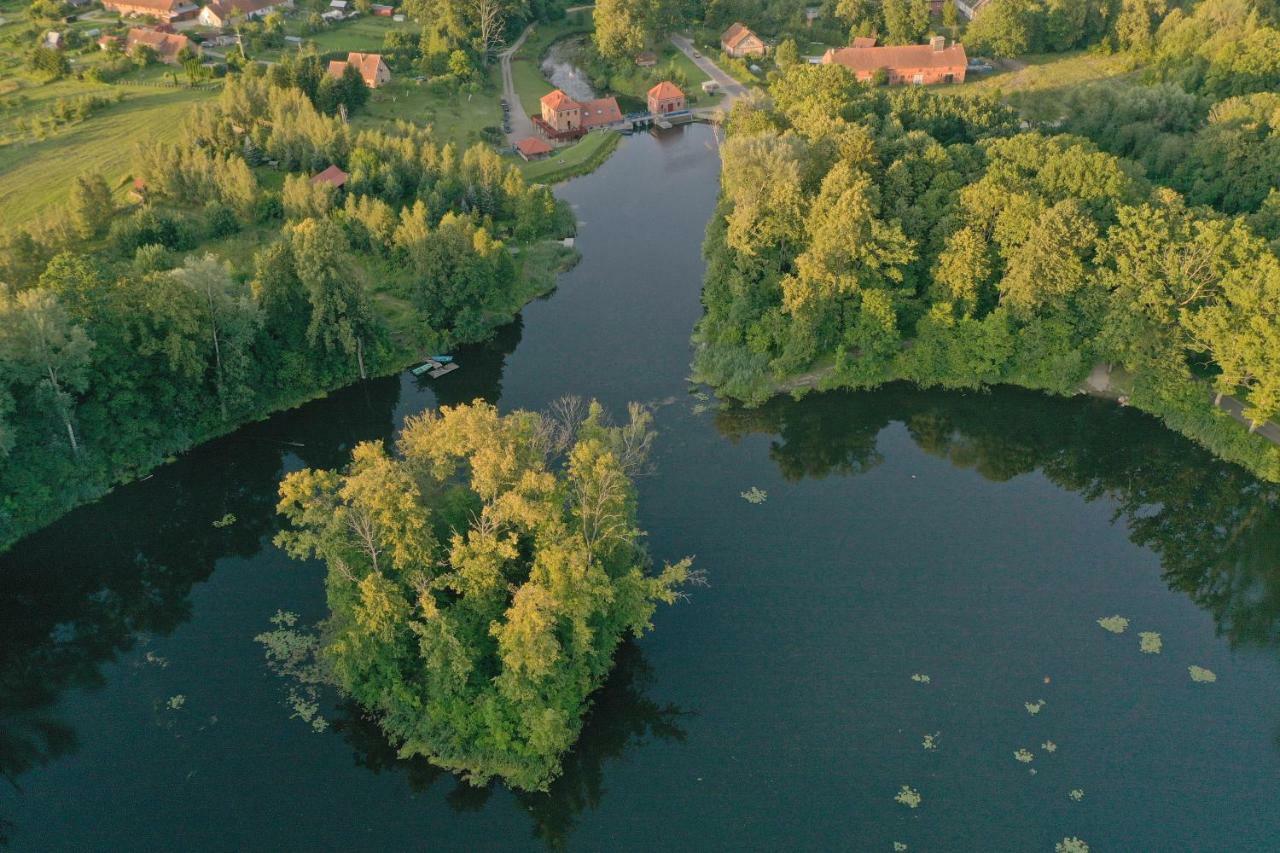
top-left (821, 36), bottom-right (966, 85)
top-left (647, 81), bottom-right (686, 115)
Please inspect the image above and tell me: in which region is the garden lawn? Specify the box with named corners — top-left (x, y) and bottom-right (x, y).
top-left (301, 15), bottom-right (415, 54)
top-left (349, 70), bottom-right (503, 150)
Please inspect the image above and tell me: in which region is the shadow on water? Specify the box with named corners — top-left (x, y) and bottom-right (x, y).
top-left (328, 641), bottom-right (687, 850)
top-left (715, 383), bottom-right (1280, 652)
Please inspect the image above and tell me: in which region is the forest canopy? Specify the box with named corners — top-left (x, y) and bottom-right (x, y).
top-left (695, 62), bottom-right (1280, 480)
top-left (274, 399), bottom-right (694, 790)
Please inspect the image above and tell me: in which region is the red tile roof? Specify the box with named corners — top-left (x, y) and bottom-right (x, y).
top-left (852, 36), bottom-right (877, 47)
top-left (329, 52), bottom-right (386, 86)
top-left (579, 96), bottom-right (622, 128)
top-left (311, 164), bottom-right (348, 187)
top-left (721, 22), bottom-right (757, 49)
top-left (822, 40), bottom-right (967, 73)
top-left (125, 27), bottom-right (190, 59)
top-left (107, 0), bottom-right (193, 13)
top-left (647, 80), bottom-right (684, 101)
top-left (540, 89), bottom-right (575, 111)
top-left (515, 136), bottom-right (552, 156)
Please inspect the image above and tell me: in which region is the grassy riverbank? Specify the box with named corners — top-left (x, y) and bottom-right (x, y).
top-left (521, 130), bottom-right (619, 183)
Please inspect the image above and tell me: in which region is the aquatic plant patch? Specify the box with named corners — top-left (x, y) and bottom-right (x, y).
top-left (1188, 665), bottom-right (1217, 683)
top-left (894, 785), bottom-right (922, 808)
top-left (1139, 631), bottom-right (1162, 653)
top-left (1097, 615), bottom-right (1129, 634)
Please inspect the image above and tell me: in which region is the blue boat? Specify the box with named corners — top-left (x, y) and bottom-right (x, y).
top-left (428, 355), bottom-right (454, 363)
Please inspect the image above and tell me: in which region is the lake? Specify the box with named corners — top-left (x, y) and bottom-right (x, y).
top-left (2, 124), bottom-right (1278, 851)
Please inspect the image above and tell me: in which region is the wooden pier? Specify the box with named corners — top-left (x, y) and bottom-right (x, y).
top-left (410, 359), bottom-right (460, 379)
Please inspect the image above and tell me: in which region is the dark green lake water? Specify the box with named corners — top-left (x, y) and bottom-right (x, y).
top-left (3, 125), bottom-right (1280, 851)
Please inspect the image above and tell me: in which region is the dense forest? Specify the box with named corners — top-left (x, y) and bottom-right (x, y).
top-left (695, 24), bottom-right (1280, 480)
top-left (0, 68), bottom-right (572, 551)
top-left (270, 399), bottom-right (694, 789)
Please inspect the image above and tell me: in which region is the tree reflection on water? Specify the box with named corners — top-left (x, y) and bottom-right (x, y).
top-left (715, 383), bottom-right (1280, 651)
top-left (329, 641), bottom-right (688, 849)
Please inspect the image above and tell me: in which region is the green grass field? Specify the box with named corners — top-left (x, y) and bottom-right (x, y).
top-left (0, 78), bottom-right (217, 221)
top-left (938, 51), bottom-right (1141, 120)
top-left (510, 16), bottom-right (591, 111)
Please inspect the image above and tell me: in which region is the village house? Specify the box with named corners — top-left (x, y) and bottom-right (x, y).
top-left (535, 89), bottom-right (622, 138)
top-left (370, 3), bottom-right (394, 15)
top-left (721, 22), bottom-right (766, 58)
top-left (311, 164), bottom-right (348, 189)
top-left (103, 0), bottom-right (200, 23)
top-left (198, 0), bottom-right (290, 28)
top-left (647, 80), bottom-right (685, 115)
top-left (514, 136), bottom-right (553, 161)
top-left (821, 35), bottom-right (966, 85)
top-left (327, 51), bottom-right (391, 88)
top-left (126, 27), bottom-right (194, 63)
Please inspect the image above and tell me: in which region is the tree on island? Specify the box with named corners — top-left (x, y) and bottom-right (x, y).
top-left (274, 399), bottom-right (695, 790)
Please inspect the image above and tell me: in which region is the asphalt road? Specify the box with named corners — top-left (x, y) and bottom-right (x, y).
top-left (670, 34), bottom-right (749, 103)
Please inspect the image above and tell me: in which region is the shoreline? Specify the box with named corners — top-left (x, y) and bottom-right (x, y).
top-left (0, 245), bottom-right (576, 554)
top-left (714, 359), bottom-right (1280, 484)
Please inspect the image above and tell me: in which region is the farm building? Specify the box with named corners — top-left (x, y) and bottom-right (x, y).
top-left (327, 51), bottom-right (391, 87)
top-left (821, 36), bottom-right (966, 85)
top-left (103, 0), bottom-right (199, 23)
top-left (125, 28), bottom-right (194, 63)
top-left (721, 22), bottom-right (766, 58)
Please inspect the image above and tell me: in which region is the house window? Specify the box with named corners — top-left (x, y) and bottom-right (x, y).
top-left (913, 72), bottom-right (924, 85)
top-left (944, 73), bottom-right (954, 83)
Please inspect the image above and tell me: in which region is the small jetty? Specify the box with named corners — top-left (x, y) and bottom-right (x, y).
top-left (410, 358), bottom-right (460, 379)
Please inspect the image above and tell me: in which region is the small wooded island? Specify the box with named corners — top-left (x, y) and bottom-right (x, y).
top-left (273, 399), bottom-right (693, 789)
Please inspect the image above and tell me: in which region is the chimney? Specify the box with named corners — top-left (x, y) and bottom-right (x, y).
top-left (931, 35), bottom-right (946, 51)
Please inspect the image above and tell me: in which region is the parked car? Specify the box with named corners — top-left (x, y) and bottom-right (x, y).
top-left (967, 59), bottom-right (994, 73)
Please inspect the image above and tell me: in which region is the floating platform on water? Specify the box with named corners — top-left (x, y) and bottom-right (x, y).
top-left (410, 358), bottom-right (460, 378)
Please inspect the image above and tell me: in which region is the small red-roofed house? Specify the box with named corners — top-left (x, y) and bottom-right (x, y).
top-left (311, 164), bottom-right (348, 189)
top-left (515, 136), bottom-right (553, 161)
top-left (647, 80), bottom-right (685, 114)
top-left (328, 51), bottom-right (390, 88)
top-left (721, 22), bottom-right (766, 58)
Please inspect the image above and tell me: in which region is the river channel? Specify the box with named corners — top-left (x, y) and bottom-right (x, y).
top-left (1, 125), bottom-right (1278, 850)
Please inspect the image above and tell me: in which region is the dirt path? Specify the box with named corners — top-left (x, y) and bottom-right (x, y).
top-left (1083, 362), bottom-right (1280, 446)
top-left (499, 25), bottom-right (536, 145)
